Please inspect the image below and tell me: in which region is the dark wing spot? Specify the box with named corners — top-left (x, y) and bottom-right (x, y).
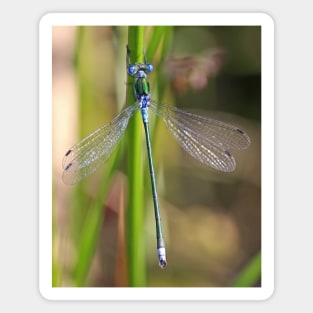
top-left (236, 128), bottom-right (244, 135)
top-left (225, 150), bottom-right (232, 157)
top-left (65, 163), bottom-right (72, 171)
top-left (65, 149), bottom-right (72, 157)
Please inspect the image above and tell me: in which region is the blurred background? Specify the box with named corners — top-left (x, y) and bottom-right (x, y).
top-left (52, 26), bottom-right (261, 287)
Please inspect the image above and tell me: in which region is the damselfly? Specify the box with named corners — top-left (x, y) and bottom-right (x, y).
top-left (62, 47), bottom-right (251, 269)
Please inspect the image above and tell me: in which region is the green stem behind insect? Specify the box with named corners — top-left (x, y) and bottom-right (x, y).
top-left (126, 26), bottom-right (146, 287)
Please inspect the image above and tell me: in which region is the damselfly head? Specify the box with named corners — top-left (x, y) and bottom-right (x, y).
top-left (127, 62), bottom-right (154, 77)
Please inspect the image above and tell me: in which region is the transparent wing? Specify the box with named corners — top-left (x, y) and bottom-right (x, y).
top-left (62, 104), bottom-right (139, 184)
top-left (150, 100), bottom-right (250, 172)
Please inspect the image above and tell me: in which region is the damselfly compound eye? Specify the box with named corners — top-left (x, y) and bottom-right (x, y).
top-left (146, 63), bottom-right (154, 73)
top-left (127, 64), bottom-right (136, 75)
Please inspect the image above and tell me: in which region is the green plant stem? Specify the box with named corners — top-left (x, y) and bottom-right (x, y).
top-left (230, 251), bottom-right (261, 287)
top-left (72, 146), bottom-right (121, 286)
top-left (126, 26), bottom-right (146, 287)
top-left (71, 27), bottom-right (123, 286)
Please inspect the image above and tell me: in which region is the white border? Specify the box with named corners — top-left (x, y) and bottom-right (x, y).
top-left (39, 12), bottom-right (274, 301)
